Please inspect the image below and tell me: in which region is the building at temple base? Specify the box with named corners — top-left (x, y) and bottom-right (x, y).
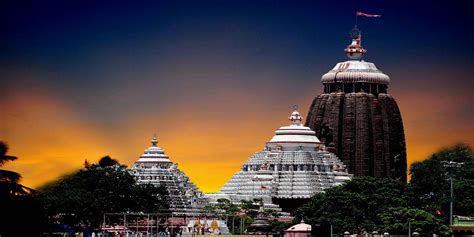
top-left (131, 135), bottom-right (207, 216)
top-left (208, 108), bottom-right (352, 212)
top-left (284, 220), bottom-right (312, 237)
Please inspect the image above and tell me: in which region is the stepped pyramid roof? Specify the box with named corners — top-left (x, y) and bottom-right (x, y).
top-left (209, 108), bottom-right (352, 210)
top-left (131, 134), bottom-right (207, 216)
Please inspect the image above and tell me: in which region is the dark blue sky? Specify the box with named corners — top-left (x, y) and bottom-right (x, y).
top-left (2, 0), bottom-right (473, 69)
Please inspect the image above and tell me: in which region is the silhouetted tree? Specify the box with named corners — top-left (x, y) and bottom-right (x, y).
top-left (0, 142), bottom-right (23, 195)
top-left (39, 157), bottom-right (169, 232)
top-left (98, 155), bottom-right (120, 167)
top-left (0, 141), bottom-right (44, 237)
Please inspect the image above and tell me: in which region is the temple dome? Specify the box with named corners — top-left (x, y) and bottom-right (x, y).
top-left (268, 109), bottom-right (321, 147)
top-left (321, 60), bottom-right (390, 85)
top-left (135, 134), bottom-right (170, 163)
top-left (286, 219), bottom-right (312, 232)
top-left (322, 26), bottom-right (390, 86)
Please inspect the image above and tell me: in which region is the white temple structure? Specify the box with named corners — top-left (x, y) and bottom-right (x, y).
top-left (131, 135), bottom-right (207, 216)
top-left (208, 108), bottom-right (352, 210)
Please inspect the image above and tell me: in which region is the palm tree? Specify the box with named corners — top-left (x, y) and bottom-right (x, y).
top-left (0, 141), bottom-right (33, 196)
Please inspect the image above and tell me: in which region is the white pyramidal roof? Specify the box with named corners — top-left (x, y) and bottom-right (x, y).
top-left (131, 134), bottom-right (208, 216)
top-left (267, 109), bottom-right (321, 146)
top-left (208, 108), bottom-right (352, 206)
top-left (135, 134), bottom-right (171, 163)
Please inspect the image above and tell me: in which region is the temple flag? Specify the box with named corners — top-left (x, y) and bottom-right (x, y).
top-left (356, 12), bottom-right (382, 18)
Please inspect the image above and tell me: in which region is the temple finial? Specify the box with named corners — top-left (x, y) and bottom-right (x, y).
top-left (151, 133), bottom-right (158, 146)
top-left (289, 106), bottom-right (303, 126)
top-left (345, 25), bottom-right (366, 60)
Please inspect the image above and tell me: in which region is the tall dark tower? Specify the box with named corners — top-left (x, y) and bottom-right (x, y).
top-left (305, 26), bottom-right (407, 182)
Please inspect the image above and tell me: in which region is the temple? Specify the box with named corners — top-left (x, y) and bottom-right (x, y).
top-left (131, 134), bottom-right (207, 216)
top-left (209, 108), bottom-right (352, 211)
top-left (305, 26), bottom-right (407, 182)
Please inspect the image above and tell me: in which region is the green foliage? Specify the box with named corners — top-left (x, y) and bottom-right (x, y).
top-left (378, 207), bottom-right (450, 236)
top-left (216, 198), bottom-right (240, 216)
top-left (38, 161), bottom-right (169, 229)
top-left (271, 220), bottom-right (292, 232)
top-left (295, 143), bottom-right (474, 235)
top-left (240, 199), bottom-right (259, 218)
top-left (295, 176), bottom-right (406, 234)
top-left (453, 179), bottom-right (474, 217)
top-left (408, 143), bottom-right (474, 217)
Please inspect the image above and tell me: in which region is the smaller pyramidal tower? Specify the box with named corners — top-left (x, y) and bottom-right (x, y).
top-left (212, 108), bottom-right (352, 211)
top-left (305, 26), bottom-right (407, 182)
top-left (131, 134), bottom-right (207, 216)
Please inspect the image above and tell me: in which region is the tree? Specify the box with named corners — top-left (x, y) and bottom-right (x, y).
top-left (295, 177), bottom-right (407, 235)
top-left (216, 198), bottom-right (239, 216)
top-left (0, 141), bottom-right (44, 237)
top-left (378, 207), bottom-right (450, 236)
top-left (408, 143), bottom-right (474, 218)
top-left (240, 199), bottom-right (260, 219)
top-left (0, 142), bottom-right (31, 195)
top-left (98, 155), bottom-right (120, 167)
top-left (38, 158), bottom-right (169, 231)
top-left (453, 179), bottom-right (474, 216)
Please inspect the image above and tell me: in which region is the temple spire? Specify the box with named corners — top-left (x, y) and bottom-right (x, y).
top-left (345, 25), bottom-right (367, 60)
top-left (151, 133), bottom-right (158, 146)
top-left (289, 106), bottom-right (303, 126)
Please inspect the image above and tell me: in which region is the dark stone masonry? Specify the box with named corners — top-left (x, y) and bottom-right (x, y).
top-left (305, 26), bottom-right (407, 182)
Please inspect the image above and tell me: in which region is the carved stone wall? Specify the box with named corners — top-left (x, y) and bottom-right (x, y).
top-left (305, 92), bottom-right (407, 182)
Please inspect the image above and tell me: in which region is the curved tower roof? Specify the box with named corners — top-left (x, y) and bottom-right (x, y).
top-left (305, 26), bottom-right (407, 182)
top-left (320, 26), bottom-right (391, 94)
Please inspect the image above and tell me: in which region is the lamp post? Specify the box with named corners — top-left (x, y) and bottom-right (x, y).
top-left (408, 219), bottom-right (411, 237)
top-left (442, 161), bottom-right (464, 226)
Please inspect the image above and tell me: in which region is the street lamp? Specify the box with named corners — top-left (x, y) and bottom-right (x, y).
top-left (442, 161), bottom-right (464, 225)
top-left (408, 219), bottom-right (412, 237)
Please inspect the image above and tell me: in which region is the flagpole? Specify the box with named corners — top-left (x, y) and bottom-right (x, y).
top-left (355, 12), bottom-right (358, 26)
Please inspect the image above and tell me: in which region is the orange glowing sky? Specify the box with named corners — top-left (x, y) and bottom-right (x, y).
top-left (1, 1), bottom-right (473, 193)
top-left (1, 66), bottom-right (473, 192)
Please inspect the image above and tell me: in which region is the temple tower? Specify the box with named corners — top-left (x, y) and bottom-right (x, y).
top-left (131, 134), bottom-right (208, 216)
top-left (305, 26), bottom-right (407, 182)
top-left (209, 108), bottom-right (352, 211)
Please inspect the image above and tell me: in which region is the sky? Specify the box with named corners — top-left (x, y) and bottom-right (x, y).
top-left (1, 0), bottom-right (473, 192)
